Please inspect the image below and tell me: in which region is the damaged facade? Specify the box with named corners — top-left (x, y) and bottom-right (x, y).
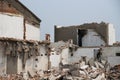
top-left (49, 40), bottom-right (120, 79)
top-left (51, 22), bottom-right (119, 79)
top-left (49, 41), bottom-right (120, 68)
top-left (55, 22), bottom-right (115, 46)
top-left (0, 0), bottom-right (119, 79)
top-left (0, 0), bottom-right (50, 78)
top-left (0, 0), bottom-right (41, 40)
top-left (0, 38), bottom-right (49, 75)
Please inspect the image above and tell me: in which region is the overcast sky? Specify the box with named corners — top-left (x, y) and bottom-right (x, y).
top-left (20, 0), bottom-right (120, 42)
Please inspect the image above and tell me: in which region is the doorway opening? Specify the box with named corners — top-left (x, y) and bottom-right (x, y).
top-left (77, 29), bottom-right (87, 46)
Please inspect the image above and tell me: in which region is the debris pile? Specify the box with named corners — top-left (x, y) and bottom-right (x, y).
top-left (0, 58), bottom-right (119, 80)
top-left (38, 57), bottom-right (108, 80)
top-left (107, 65), bottom-right (120, 80)
top-left (57, 60), bottom-right (107, 80)
top-left (113, 41), bottom-right (120, 46)
top-left (0, 73), bottom-right (40, 80)
top-left (0, 38), bottom-right (119, 80)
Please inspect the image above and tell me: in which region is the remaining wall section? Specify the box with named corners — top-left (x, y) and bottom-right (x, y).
top-left (102, 46), bottom-right (120, 66)
top-left (108, 24), bottom-right (116, 45)
top-left (0, 44), bottom-right (6, 75)
top-left (55, 26), bottom-right (77, 45)
top-left (26, 23), bottom-right (40, 40)
top-left (82, 29), bottom-right (105, 46)
top-left (0, 13), bottom-right (23, 39)
top-left (50, 51), bottom-right (60, 68)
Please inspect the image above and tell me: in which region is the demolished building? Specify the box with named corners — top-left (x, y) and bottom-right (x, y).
top-left (49, 40), bottom-right (120, 79)
top-left (0, 0), bottom-right (41, 40)
top-left (55, 22), bottom-right (116, 47)
top-left (51, 22), bottom-right (119, 79)
top-left (0, 0), bottom-right (50, 78)
top-left (0, 0), bottom-right (120, 79)
top-left (49, 40), bottom-right (120, 68)
top-left (0, 38), bottom-right (49, 75)
top-left (53, 22), bottom-right (117, 67)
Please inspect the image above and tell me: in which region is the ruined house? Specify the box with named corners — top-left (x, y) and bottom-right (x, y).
top-left (0, 38), bottom-right (49, 75)
top-left (48, 38), bottom-right (120, 79)
top-left (0, 0), bottom-right (119, 79)
top-left (55, 22), bottom-right (115, 47)
top-left (52, 22), bottom-right (119, 73)
top-left (0, 0), bottom-right (41, 40)
top-left (0, 0), bottom-right (50, 76)
top-left (49, 40), bottom-right (120, 70)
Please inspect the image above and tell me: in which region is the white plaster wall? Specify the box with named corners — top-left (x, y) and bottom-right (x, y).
top-left (0, 45), bottom-right (6, 75)
top-left (50, 52), bottom-right (60, 68)
top-left (108, 24), bottom-right (116, 45)
top-left (70, 48), bottom-right (98, 64)
top-left (102, 47), bottom-right (120, 57)
top-left (108, 57), bottom-right (120, 67)
top-left (18, 54), bottom-right (36, 75)
top-left (26, 23), bottom-right (40, 41)
top-left (17, 56), bottom-right (23, 74)
top-left (36, 55), bottom-right (48, 71)
top-left (0, 13), bottom-right (23, 39)
top-left (25, 57), bottom-right (35, 76)
top-left (61, 48), bottom-right (69, 65)
top-left (102, 47), bottom-right (120, 66)
top-left (17, 44), bottom-right (48, 76)
top-left (39, 45), bottom-right (48, 71)
top-left (26, 45), bottom-right (48, 71)
top-left (17, 55), bottom-right (36, 76)
top-left (59, 47), bottom-right (99, 65)
top-left (82, 29), bottom-right (105, 47)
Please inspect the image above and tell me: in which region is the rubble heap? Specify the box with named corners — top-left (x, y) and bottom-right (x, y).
top-left (113, 42), bottom-right (120, 46)
top-left (108, 65), bottom-right (120, 80)
top-left (57, 59), bottom-right (108, 80)
top-left (0, 72), bottom-right (40, 80)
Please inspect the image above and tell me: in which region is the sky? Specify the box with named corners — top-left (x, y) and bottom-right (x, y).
top-left (20, 0), bottom-right (120, 42)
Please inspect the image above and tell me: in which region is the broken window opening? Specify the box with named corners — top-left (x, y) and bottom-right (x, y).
top-left (41, 54), bottom-right (43, 56)
top-left (69, 47), bottom-right (73, 52)
top-left (77, 29), bottom-right (87, 47)
top-left (116, 53), bottom-right (120, 56)
top-left (52, 53), bottom-right (54, 55)
top-left (35, 58), bottom-right (38, 61)
top-left (8, 3), bottom-right (11, 8)
top-left (71, 53), bottom-right (73, 56)
top-left (45, 54), bottom-right (47, 56)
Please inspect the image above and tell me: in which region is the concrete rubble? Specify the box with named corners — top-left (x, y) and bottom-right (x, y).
top-left (0, 38), bottom-right (119, 80)
top-left (107, 65), bottom-right (120, 80)
top-left (0, 0), bottom-right (119, 79)
top-left (47, 59), bottom-right (107, 80)
top-left (0, 59), bottom-right (108, 80)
